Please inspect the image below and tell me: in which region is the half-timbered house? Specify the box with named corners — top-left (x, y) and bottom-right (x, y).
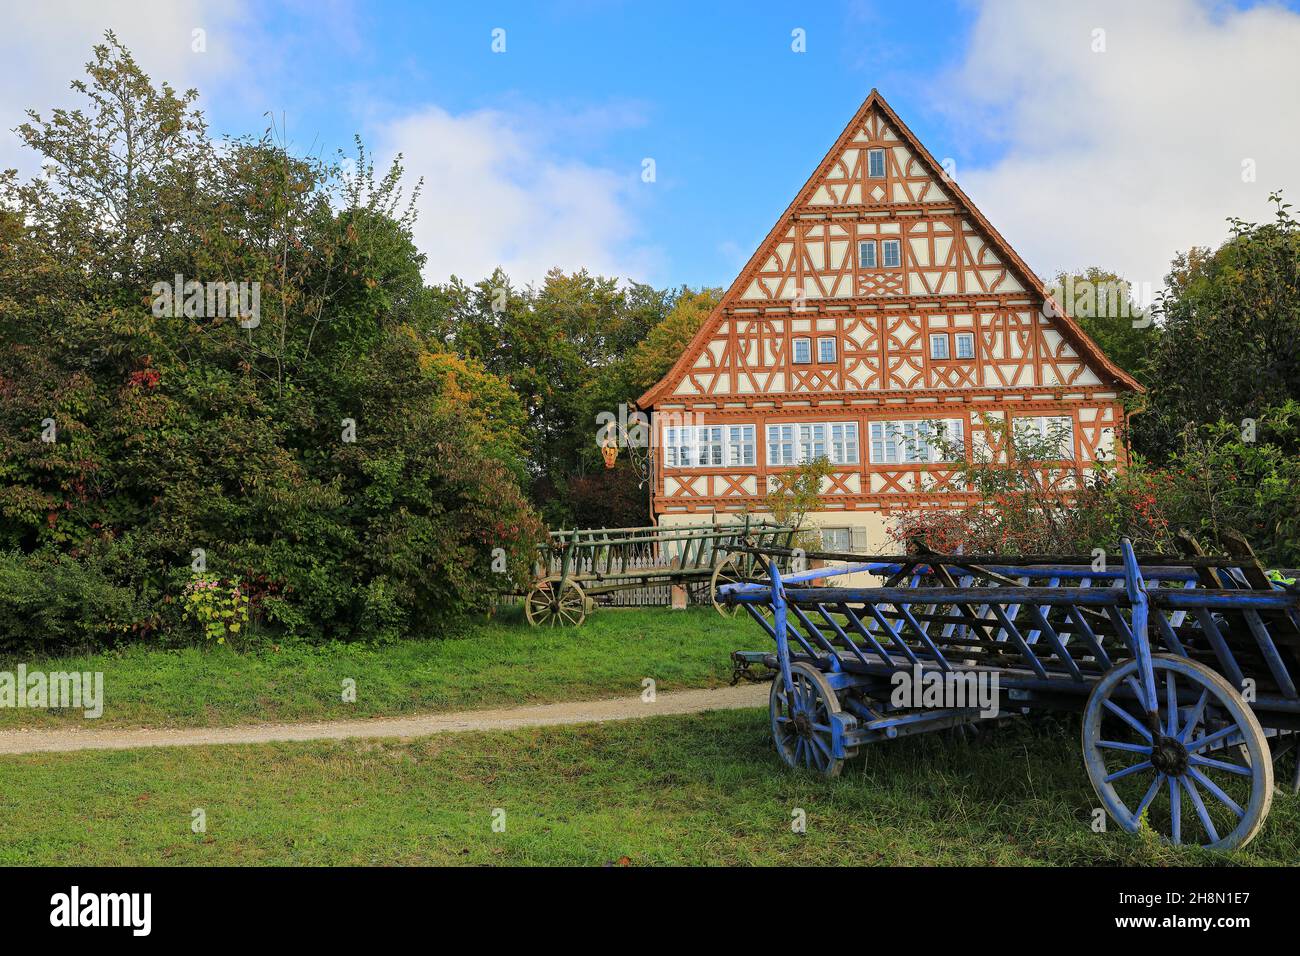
top-left (636, 90), bottom-right (1140, 551)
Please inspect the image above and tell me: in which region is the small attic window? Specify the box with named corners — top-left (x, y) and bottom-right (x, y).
top-left (868, 148), bottom-right (886, 178)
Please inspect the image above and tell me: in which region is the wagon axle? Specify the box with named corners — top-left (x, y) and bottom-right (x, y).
top-left (1149, 736), bottom-right (1190, 777)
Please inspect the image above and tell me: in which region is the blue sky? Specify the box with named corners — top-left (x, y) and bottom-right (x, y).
top-left (3, 1), bottom-right (1299, 293)
top-left (209, 1), bottom-right (982, 288)
top-left (231, 0), bottom-right (987, 287)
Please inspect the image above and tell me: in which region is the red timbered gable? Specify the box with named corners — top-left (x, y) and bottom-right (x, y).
top-left (638, 91), bottom-right (1140, 530)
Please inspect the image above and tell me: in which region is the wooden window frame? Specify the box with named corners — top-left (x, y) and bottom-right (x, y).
top-left (954, 331), bottom-right (975, 359)
top-left (857, 239), bottom-right (877, 269)
top-left (867, 148), bottom-right (886, 179)
top-left (868, 418), bottom-right (966, 466)
top-left (881, 238), bottom-right (902, 269)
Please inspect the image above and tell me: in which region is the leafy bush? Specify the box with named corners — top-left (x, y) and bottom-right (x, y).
top-left (0, 551), bottom-right (143, 654)
top-left (765, 457), bottom-right (834, 551)
top-left (888, 406), bottom-right (1300, 569)
top-left (1142, 403), bottom-right (1300, 567)
top-left (886, 416), bottom-right (1125, 555)
top-left (182, 574), bottom-right (251, 645)
top-left (0, 36), bottom-right (543, 649)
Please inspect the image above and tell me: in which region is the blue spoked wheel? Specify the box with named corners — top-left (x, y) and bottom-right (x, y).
top-left (1083, 654), bottom-right (1273, 851)
top-left (770, 662), bottom-right (849, 778)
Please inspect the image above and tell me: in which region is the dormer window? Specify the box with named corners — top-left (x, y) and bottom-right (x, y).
top-left (868, 148), bottom-right (886, 178)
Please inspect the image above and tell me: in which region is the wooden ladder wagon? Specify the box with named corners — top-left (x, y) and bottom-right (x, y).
top-left (721, 534), bottom-right (1300, 851)
top-left (524, 517), bottom-right (797, 627)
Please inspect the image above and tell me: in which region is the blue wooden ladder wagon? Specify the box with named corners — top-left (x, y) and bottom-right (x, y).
top-left (719, 538), bottom-right (1300, 850)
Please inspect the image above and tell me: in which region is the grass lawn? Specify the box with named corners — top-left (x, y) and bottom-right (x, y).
top-left (0, 606), bottom-right (754, 730)
top-left (1, 707), bottom-right (1297, 865)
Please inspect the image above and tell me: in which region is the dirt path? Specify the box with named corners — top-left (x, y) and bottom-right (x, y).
top-left (0, 684), bottom-right (769, 756)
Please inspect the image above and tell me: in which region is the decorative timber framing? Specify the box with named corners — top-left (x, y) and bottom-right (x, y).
top-left (637, 90), bottom-right (1142, 521)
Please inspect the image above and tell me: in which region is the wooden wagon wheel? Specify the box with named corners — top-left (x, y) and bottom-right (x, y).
top-left (770, 662), bottom-right (847, 778)
top-left (711, 553), bottom-right (773, 619)
top-left (1082, 654), bottom-right (1273, 851)
top-left (524, 576), bottom-right (588, 628)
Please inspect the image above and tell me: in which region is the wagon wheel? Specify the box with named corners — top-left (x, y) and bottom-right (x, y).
top-left (711, 553), bottom-right (773, 620)
top-left (770, 662), bottom-right (846, 778)
top-left (524, 577), bottom-right (588, 628)
top-left (1082, 654), bottom-right (1272, 851)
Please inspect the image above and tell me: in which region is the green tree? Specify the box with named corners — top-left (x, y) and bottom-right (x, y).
top-left (1051, 267), bottom-right (1156, 382)
top-left (764, 457), bottom-right (834, 550)
top-left (0, 35), bottom-right (542, 646)
top-left (1132, 194), bottom-right (1300, 459)
top-left (436, 270), bottom-right (685, 526)
top-left (623, 287), bottom-right (720, 397)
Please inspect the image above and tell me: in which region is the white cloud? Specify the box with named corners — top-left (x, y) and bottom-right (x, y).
top-left (940, 0), bottom-right (1300, 294)
top-left (0, 0), bottom-right (250, 174)
top-left (372, 105), bottom-right (661, 287)
top-left (0, 3), bottom-right (658, 288)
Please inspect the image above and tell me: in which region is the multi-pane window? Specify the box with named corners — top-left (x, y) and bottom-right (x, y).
top-left (869, 419), bottom-right (965, 464)
top-left (766, 422), bottom-right (860, 466)
top-left (664, 424), bottom-right (757, 468)
top-left (955, 332), bottom-right (975, 359)
top-left (726, 425), bottom-right (755, 467)
top-left (830, 422), bottom-right (859, 463)
top-left (800, 423), bottom-right (828, 461)
top-left (792, 337), bottom-right (812, 364)
top-left (663, 425), bottom-right (723, 467)
top-left (821, 527), bottom-right (852, 552)
top-left (1012, 416), bottom-right (1075, 460)
top-left (818, 337), bottom-right (837, 363)
top-left (858, 240), bottom-right (877, 268)
top-left (766, 424), bottom-right (796, 466)
top-left (882, 239), bottom-right (902, 268)
top-left (929, 333), bottom-right (950, 360)
top-left (867, 148), bottom-right (886, 178)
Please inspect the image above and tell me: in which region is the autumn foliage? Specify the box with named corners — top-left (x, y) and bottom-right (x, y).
top-left (0, 36), bottom-right (542, 649)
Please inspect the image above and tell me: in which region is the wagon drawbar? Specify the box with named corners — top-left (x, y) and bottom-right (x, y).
top-left (720, 538), bottom-right (1300, 851)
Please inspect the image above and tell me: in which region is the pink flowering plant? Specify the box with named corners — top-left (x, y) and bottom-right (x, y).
top-left (182, 574), bottom-right (251, 645)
